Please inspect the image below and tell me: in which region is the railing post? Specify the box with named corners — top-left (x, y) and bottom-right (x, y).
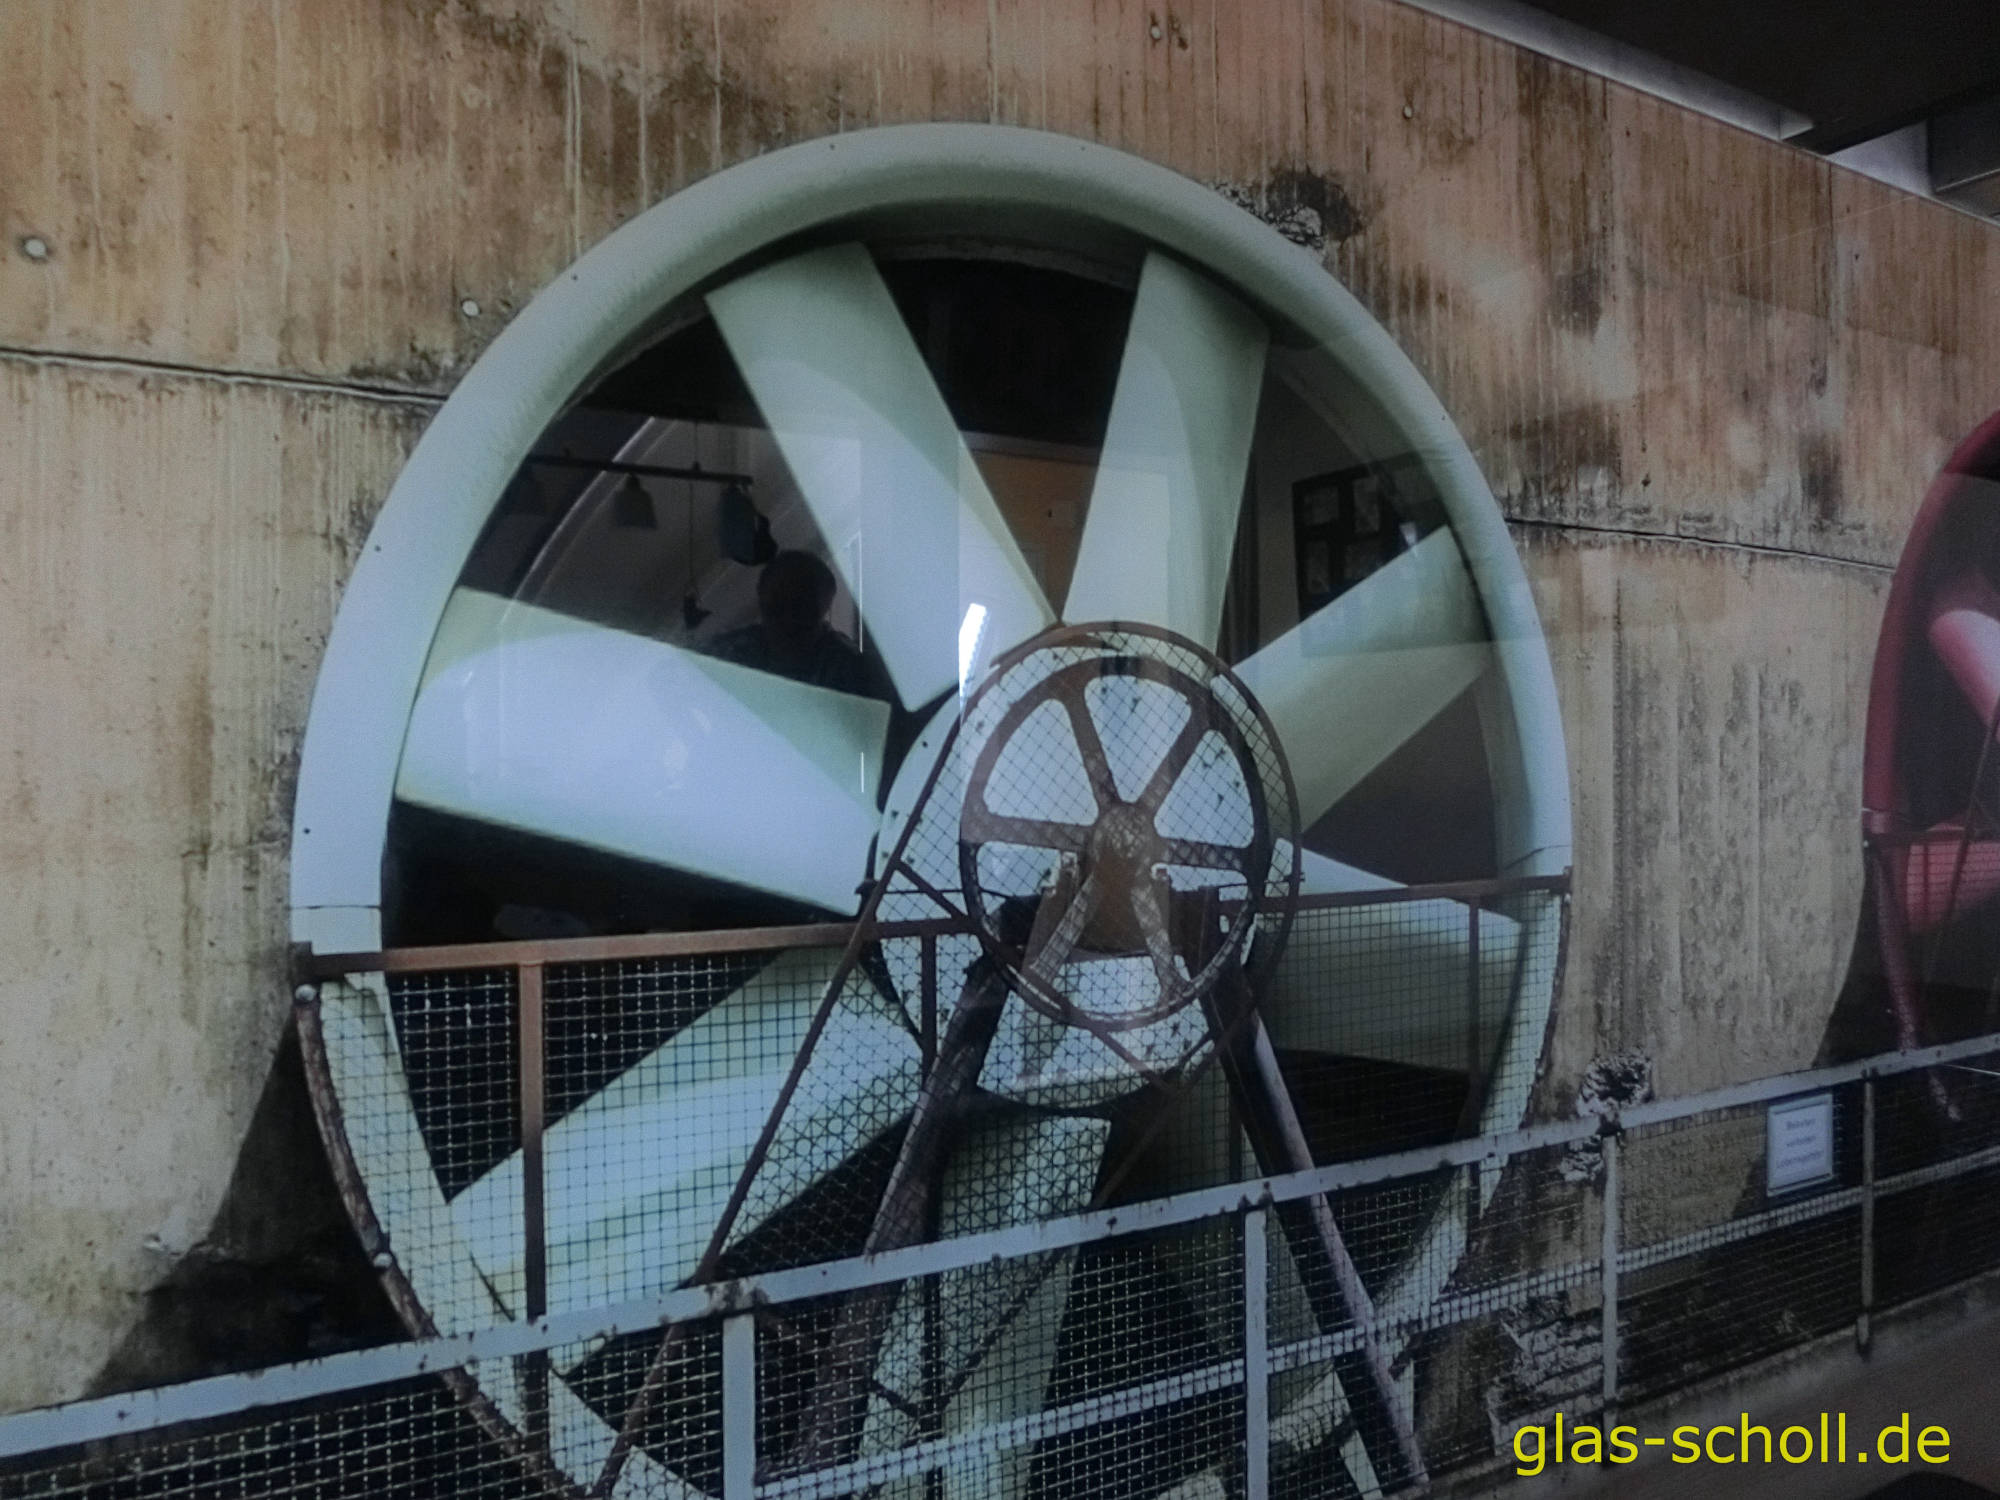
top-left (920, 932), bottom-right (939, 1073)
top-left (1858, 1076), bottom-right (1877, 1354)
top-left (517, 960), bottom-right (549, 1448)
top-left (1466, 896), bottom-right (1483, 1091)
top-left (1243, 1208), bottom-right (1269, 1500)
top-left (1600, 1129), bottom-right (1620, 1417)
top-left (722, 1312), bottom-right (758, 1500)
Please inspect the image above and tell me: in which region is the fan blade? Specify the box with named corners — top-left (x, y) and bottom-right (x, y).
top-left (860, 1112), bottom-right (1111, 1500)
top-left (317, 976), bottom-right (510, 1333)
top-left (709, 245), bottom-right (1055, 706)
top-left (1063, 253), bottom-right (1268, 647)
top-left (1896, 828), bottom-right (2000, 933)
top-left (1265, 850), bottom-right (1521, 1072)
top-left (450, 949), bottom-right (921, 1319)
top-left (1234, 529), bottom-right (1490, 826)
top-left (1297, 847), bottom-right (1395, 897)
top-left (547, 1378), bottom-right (700, 1500)
top-left (396, 589), bottom-right (891, 915)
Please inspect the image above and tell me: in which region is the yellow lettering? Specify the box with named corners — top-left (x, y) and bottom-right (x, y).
top-left (1513, 1425), bottom-right (1547, 1478)
top-left (1780, 1426), bottom-right (1814, 1463)
top-left (1879, 1414), bottom-right (1911, 1464)
top-left (1672, 1426), bottom-right (1702, 1463)
top-left (1609, 1426), bottom-right (1639, 1464)
top-left (1571, 1426), bottom-right (1603, 1465)
top-left (1918, 1427), bottom-right (1950, 1465)
top-left (1707, 1426), bottom-right (1736, 1464)
top-left (1741, 1414), bottom-right (1773, 1463)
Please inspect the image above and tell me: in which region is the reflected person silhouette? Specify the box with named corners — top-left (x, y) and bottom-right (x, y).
top-left (710, 549), bottom-right (887, 698)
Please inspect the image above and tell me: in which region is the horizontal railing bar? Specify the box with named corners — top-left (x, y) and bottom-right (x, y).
top-left (1874, 1138), bottom-right (2000, 1198)
top-left (296, 876), bottom-right (1571, 977)
top-left (0, 1121), bottom-right (1598, 1458)
top-left (298, 919), bottom-right (932, 976)
top-left (754, 1355), bottom-right (1246, 1500)
top-left (1268, 1261), bottom-right (1603, 1377)
top-left (734, 1118), bottom-right (1606, 1313)
top-left (1621, 1187), bottom-right (1866, 1276)
top-left (1616, 1137), bottom-right (2000, 1279)
top-left (1277, 873), bottom-right (1570, 910)
top-left (1615, 1030), bottom-right (2000, 1128)
top-left (1866, 827), bottom-right (1992, 848)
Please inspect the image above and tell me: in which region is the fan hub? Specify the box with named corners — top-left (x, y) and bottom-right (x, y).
top-left (956, 622), bottom-right (1300, 1032)
top-left (1077, 806), bottom-right (1167, 955)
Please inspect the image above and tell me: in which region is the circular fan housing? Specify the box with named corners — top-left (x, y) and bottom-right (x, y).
top-left (289, 126), bottom-right (1573, 1499)
top-left (1857, 409), bottom-right (2000, 1051)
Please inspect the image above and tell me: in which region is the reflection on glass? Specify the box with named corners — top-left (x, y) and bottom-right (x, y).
top-left (393, 241), bottom-right (1495, 951)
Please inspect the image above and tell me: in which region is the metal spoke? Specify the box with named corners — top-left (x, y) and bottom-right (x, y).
top-left (1061, 688), bottom-right (1120, 811)
top-left (958, 803), bottom-right (1094, 857)
top-left (1136, 708), bottom-right (1212, 813)
top-left (1158, 836), bottom-right (1252, 873)
top-left (1022, 866), bottom-right (1102, 989)
top-left (1129, 874), bottom-right (1188, 997)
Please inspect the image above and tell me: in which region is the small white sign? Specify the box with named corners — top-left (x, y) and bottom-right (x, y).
top-left (1767, 1093), bottom-right (1835, 1195)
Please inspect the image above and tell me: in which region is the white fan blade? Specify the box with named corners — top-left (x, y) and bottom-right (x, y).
top-left (318, 976), bottom-right (509, 1335)
top-left (1235, 529), bottom-right (1490, 826)
top-left (1266, 851), bottom-right (1521, 1072)
top-left (1064, 253), bottom-right (1268, 647)
top-left (547, 1379), bottom-right (700, 1500)
top-left (396, 589), bottom-right (891, 915)
top-left (709, 245), bottom-right (1055, 706)
top-left (1299, 847), bottom-right (1397, 896)
top-left (978, 959), bottom-right (1212, 1109)
top-left (861, 1113), bottom-right (1110, 1500)
top-left (452, 949), bottom-right (921, 1320)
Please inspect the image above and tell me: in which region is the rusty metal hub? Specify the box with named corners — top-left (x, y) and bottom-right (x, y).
top-left (956, 622), bottom-right (1296, 1033)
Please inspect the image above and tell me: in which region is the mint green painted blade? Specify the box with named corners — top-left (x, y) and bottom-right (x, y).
top-left (710, 244), bottom-right (1054, 706)
top-left (1065, 252), bottom-right (1268, 648)
top-left (396, 589), bottom-right (890, 914)
top-left (1235, 529), bottom-right (1491, 826)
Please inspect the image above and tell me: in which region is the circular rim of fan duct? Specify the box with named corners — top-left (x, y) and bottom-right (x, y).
top-left (1864, 407), bottom-right (2000, 829)
top-left (289, 125), bottom-right (1568, 926)
top-left (1857, 407), bottom-right (2000, 1065)
top-left (287, 124), bottom-right (1575, 1495)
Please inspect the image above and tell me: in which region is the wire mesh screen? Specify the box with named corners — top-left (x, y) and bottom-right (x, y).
top-left (0, 1376), bottom-right (544, 1500)
top-left (1259, 1142), bottom-right (1604, 1494)
top-left (17, 1020), bottom-right (2000, 1499)
top-left (1404, 1145), bottom-right (1604, 1478)
top-left (1873, 1044), bottom-right (2000, 1309)
top-left (300, 875), bottom-right (1565, 1498)
top-left (1616, 1092), bottom-right (1864, 1407)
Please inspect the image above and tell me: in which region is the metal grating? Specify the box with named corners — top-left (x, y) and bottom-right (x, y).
top-left (8, 1025), bottom-right (2000, 1498)
top-left (20, 919), bottom-right (2000, 1499)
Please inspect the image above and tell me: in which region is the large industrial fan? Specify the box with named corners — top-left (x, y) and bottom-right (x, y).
top-left (1850, 411), bottom-right (2000, 1081)
top-left (289, 127), bottom-right (1571, 1498)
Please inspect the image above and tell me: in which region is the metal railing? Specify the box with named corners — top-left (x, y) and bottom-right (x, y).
top-left (5, 924), bottom-right (2000, 1496)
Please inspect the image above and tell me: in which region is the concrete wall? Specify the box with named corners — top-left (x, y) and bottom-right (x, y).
top-left (1, 0), bottom-right (1996, 1412)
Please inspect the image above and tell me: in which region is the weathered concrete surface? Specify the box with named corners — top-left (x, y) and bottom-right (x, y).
top-left (0, 0), bottom-right (1996, 1412)
top-left (0, 357), bottom-right (423, 1411)
top-left (1522, 531), bottom-right (1885, 1111)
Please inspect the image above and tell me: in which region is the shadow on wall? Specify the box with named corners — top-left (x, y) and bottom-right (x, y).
top-left (86, 1027), bottom-right (402, 1396)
